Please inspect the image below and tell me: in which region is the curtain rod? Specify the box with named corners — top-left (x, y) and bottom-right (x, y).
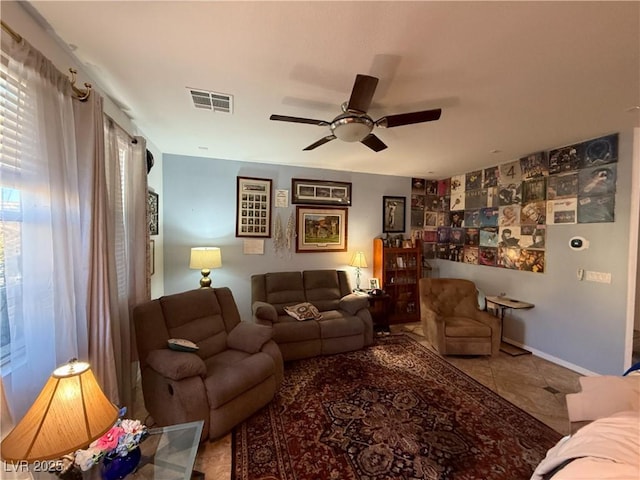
top-left (1, 19), bottom-right (92, 102)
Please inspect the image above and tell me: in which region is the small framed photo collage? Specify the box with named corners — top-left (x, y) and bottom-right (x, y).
top-left (236, 177), bottom-right (272, 238)
top-left (410, 133), bottom-right (618, 274)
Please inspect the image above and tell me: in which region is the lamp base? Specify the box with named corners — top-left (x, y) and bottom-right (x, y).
top-left (200, 269), bottom-right (212, 288)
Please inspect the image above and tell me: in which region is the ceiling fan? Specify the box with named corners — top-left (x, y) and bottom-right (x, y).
top-left (270, 74), bottom-right (442, 152)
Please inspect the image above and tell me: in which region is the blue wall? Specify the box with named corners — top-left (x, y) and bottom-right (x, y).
top-left (164, 129), bottom-right (635, 375)
top-left (162, 154), bottom-right (409, 316)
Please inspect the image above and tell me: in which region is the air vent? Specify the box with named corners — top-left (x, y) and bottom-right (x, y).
top-left (188, 88), bottom-right (233, 113)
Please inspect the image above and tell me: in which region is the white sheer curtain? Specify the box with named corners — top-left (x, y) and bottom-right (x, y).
top-left (0, 38), bottom-right (90, 420)
top-left (1, 35), bottom-right (148, 420)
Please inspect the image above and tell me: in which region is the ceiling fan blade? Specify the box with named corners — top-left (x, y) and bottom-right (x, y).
top-left (346, 74), bottom-right (379, 114)
top-left (376, 108), bottom-right (442, 128)
top-left (270, 114), bottom-right (329, 126)
top-left (303, 135), bottom-right (337, 151)
top-left (361, 133), bottom-right (387, 152)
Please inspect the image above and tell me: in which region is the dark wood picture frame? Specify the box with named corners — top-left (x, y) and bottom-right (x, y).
top-left (296, 206), bottom-right (348, 252)
top-left (236, 176), bottom-right (272, 238)
top-left (291, 178), bottom-right (352, 206)
top-left (382, 195), bottom-right (406, 233)
top-left (148, 190), bottom-right (159, 236)
top-left (149, 239), bottom-right (155, 276)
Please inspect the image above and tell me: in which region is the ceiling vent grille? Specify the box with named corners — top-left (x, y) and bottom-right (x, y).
top-left (188, 88), bottom-right (233, 113)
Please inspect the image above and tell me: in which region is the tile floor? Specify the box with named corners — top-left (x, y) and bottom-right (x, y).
top-left (135, 323), bottom-right (584, 479)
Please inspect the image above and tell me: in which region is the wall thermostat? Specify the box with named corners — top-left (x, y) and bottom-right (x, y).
top-left (569, 236), bottom-right (589, 251)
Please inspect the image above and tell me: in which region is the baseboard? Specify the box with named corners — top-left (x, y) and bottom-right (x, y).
top-left (502, 336), bottom-right (598, 377)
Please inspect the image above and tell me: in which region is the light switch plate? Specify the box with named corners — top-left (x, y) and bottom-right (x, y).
top-left (585, 271), bottom-right (612, 283)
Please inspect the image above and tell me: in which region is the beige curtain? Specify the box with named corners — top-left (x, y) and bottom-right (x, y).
top-left (92, 119), bottom-right (148, 410)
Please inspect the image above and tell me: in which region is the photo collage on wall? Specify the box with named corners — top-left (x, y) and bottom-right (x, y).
top-left (411, 133), bottom-right (618, 274)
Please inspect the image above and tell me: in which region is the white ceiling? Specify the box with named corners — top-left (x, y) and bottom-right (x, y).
top-left (27, 1), bottom-right (640, 179)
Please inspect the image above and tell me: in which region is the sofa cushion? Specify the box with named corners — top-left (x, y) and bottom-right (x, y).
top-left (319, 311), bottom-right (365, 338)
top-left (444, 316), bottom-right (492, 337)
top-left (159, 289), bottom-right (228, 359)
top-left (273, 317), bottom-right (321, 343)
top-left (566, 376), bottom-right (640, 422)
top-left (283, 302), bottom-right (323, 321)
top-left (303, 270), bottom-right (342, 311)
top-left (264, 272), bottom-right (306, 313)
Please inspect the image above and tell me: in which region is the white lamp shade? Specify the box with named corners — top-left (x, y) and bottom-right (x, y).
top-left (189, 247), bottom-right (222, 270)
top-left (0, 361), bottom-right (119, 462)
top-left (349, 251), bottom-right (368, 268)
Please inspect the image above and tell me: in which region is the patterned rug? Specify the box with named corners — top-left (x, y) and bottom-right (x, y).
top-left (232, 334), bottom-right (561, 480)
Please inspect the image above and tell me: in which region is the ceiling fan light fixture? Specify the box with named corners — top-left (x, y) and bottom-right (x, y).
top-left (270, 73), bottom-right (442, 151)
top-left (331, 115), bottom-right (373, 142)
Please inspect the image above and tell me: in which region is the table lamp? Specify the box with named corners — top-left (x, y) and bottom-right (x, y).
top-left (189, 247), bottom-right (222, 288)
top-left (349, 251), bottom-right (367, 292)
top-left (0, 359), bottom-right (119, 465)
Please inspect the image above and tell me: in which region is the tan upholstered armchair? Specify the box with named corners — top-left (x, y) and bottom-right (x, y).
top-left (418, 278), bottom-right (501, 356)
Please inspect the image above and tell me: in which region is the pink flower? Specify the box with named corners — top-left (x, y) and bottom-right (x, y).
top-left (96, 426), bottom-right (125, 451)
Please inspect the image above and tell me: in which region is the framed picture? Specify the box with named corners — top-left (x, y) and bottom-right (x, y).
top-left (382, 196), bottom-right (406, 233)
top-left (236, 176), bottom-right (272, 238)
top-left (147, 190), bottom-right (159, 236)
top-left (149, 239), bottom-right (155, 276)
top-left (369, 278), bottom-right (380, 290)
top-left (296, 206), bottom-right (348, 252)
top-left (291, 178), bottom-right (352, 206)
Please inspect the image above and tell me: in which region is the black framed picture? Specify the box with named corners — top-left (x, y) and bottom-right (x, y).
top-left (291, 178), bottom-right (352, 206)
top-left (147, 190), bottom-right (159, 236)
top-left (382, 196), bottom-right (406, 233)
top-left (236, 176), bottom-right (272, 238)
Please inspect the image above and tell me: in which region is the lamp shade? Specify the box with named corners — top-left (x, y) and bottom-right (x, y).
top-left (189, 247), bottom-right (222, 270)
top-left (0, 361), bottom-right (119, 462)
top-left (349, 251), bottom-right (368, 268)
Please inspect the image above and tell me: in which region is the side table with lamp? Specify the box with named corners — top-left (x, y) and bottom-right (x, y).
top-left (0, 359), bottom-right (119, 479)
top-left (349, 251), bottom-right (367, 292)
top-left (1, 359), bottom-right (205, 480)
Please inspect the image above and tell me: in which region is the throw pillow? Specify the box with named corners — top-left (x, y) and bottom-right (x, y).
top-left (284, 302), bottom-right (322, 321)
top-left (168, 338), bottom-right (199, 352)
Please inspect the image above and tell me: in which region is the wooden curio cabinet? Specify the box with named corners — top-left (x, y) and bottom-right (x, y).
top-left (373, 238), bottom-right (421, 324)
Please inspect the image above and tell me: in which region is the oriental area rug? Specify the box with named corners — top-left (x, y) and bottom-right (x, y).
top-left (232, 334), bottom-right (561, 480)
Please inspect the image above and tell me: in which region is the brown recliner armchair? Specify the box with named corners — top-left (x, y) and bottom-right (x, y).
top-left (418, 278), bottom-right (501, 356)
top-left (133, 288), bottom-right (283, 441)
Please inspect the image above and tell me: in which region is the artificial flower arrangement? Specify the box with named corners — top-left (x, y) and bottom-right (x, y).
top-left (74, 408), bottom-right (149, 472)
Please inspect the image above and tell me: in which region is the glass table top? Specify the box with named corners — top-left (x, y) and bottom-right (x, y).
top-left (133, 420), bottom-right (204, 480)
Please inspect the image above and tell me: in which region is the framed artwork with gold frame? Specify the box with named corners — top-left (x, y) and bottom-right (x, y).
top-left (296, 206), bottom-right (348, 252)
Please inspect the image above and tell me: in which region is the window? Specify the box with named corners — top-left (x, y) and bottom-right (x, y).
top-left (0, 52), bottom-right (26, 372)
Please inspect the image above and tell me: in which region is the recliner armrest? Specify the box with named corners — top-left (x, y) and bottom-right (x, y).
top-left (252, 301), bottom-right (278, 324)
top-left (146, 349), bottom-right (206, 380)
top-left (227, 321), bottom-right (273, 353)
top-left (339, 293), bottom-right (369, 315)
